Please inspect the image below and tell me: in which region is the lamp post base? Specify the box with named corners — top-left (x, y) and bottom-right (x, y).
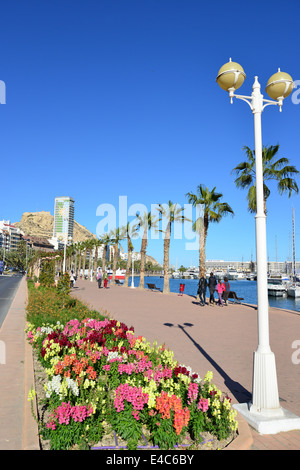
top-left (233, 350), bottom-right (300, 434)
top-left (234, 403), bottom-right (300, 435)
top-left (251, 350), bottom-right (283, 415)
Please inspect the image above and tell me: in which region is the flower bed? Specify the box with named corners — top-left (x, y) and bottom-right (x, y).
top-left (26, 312), bottom-right (238, 450)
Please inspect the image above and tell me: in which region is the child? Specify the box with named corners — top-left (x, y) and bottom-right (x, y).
top-left (217, 279), bottom-right (225, 306)
top-left (222, 276), bottom-right (230, 305)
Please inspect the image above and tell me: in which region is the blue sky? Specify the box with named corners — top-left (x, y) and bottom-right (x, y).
top-left (0, 0), bottom-right (299, 267)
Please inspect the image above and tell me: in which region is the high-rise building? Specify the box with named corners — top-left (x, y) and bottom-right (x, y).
top-left (53, 197), bottom-right (75, 242)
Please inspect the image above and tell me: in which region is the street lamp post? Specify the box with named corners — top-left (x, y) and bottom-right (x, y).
top-left (217, 60), bottom-right (300, 433)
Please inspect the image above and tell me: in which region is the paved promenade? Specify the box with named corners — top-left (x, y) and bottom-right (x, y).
top-left (0, 276), bottom-right (300, 450)
top-left (0, 276), bottom-right (39, 450)
top-left (72, 279), bottom-right (300, 450)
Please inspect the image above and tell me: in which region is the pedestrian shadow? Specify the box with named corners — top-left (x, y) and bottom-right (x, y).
top-left (163, 322), bottom-right (252, 404)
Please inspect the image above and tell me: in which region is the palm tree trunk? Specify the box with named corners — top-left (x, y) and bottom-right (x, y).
top-left (199, 217), bottom-right (208, 278)
top-left (88, 247), bottom-right (93, 280)
top-left (124, 237), bottom-right (132, 287)
top-left (82, 248), bottom-right (87, 279)
top-left (93, 245), bottom-right (98, 281)
top-left (138, 230), bottom-right (147, 290)
top-left (163, 222), bottom-right (171, 294)
top-left (102, 245), bottom-right (107, 275)
top-left (77, 250), bottom-right (82, 279)
top-left (74, 250), bottom-right (78, 278)
top-left (112, 243), bottom-right (118, 281)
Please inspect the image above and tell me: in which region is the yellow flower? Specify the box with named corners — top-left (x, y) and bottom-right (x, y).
top-left (223, 398), bottom-right (232, 410)
top-left (27, 387), bottom-right (36, 402)
top-left (204, 371), bottom-right (213, 382)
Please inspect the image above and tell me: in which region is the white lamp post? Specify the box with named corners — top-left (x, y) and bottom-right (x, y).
top-left (131, 251), bottom-right (135, 288)
top-left (217, 60), bottom-right (300, 433)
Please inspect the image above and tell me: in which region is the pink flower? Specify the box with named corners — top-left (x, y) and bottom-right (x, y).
top-left (114, 384), bottom-right (149, 419)
top-left (187, 382), bottom-right (198, 404)
top-left (198, 398), bottom-right (209, 412)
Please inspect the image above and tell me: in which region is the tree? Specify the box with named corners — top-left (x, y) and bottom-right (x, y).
top-left (100, 233), bottom-right (111, 276)
top-left (186, 185), bottom-right (234, 277)
top-left (135, 211), bottom-right (158, 290)
top-left (157, 201), bottom-right (188, 294)
top-left (123, 222), bottom-right (138, 288)
top-left (110, 227), bottom-right (125, 282)
top-left (232, 144), bottom-right (299, 214)
top-left (86, 239), bottom-right (95, 281)
top-left (81, 240), bottom-right (89, 279)
top-left (76, 242), bottom-right (84, 278)
top-left (39, 258), bottom-right (55, 287)
top-left (93, 239), bottom-right (102, 280)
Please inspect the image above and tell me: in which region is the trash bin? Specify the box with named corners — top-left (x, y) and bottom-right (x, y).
top-left (179, 283), bottom-right (185, 296)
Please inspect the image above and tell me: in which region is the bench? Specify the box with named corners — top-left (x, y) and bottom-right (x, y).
top-left (147, 283), bottom-right (161, 292)
top-left (227, 291), bottom-right (244, 303)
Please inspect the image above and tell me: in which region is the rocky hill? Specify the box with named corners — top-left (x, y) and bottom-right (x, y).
top-left (14, 211), bottom-right (96, 242)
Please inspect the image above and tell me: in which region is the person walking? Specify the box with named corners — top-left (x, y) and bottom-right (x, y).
top-left (70, 271), bottom-right (75, 288)
top-left (217, 279), bottom-right (225, 306)
top-left (103, 271), bottom-right (108, 289)
top-left (222, 276), bottom-right (230, 306)
top-left (207, 272), bottom-right (217, 306)
top-left (197, 275), bottom-right (207, 306)
top-left (97, 269), bottom-right (102, 289)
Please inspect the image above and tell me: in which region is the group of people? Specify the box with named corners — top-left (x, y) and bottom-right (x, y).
top-left (197, 272), bottom-right (231, 307)
top-left (96, 269), bottom-right (108, 289)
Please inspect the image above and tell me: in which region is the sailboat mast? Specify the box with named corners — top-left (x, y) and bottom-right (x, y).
top-left (292, 208), bottom-right (296, 280)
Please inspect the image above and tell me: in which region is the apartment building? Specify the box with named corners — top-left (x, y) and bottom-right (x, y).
top-left (0, 220), bottom-right (22, 251)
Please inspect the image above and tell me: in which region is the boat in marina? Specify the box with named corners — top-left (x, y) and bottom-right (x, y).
top-left (212, 269), bottom-right (225, 280)
top-left (267, 274), bottom-right (290, 297)
top-left (236, 271), bottom-right (246, 280)
top-left (108, 268), bottom-right (125, 281)
top-left (184, 266), bottom-right (199, 279)
top-left (287, 283), bottom-right (300, 298)
top-left (172, 270), bottom-right (181, 279)
top-left (226, 266), bottom-right (239, 280)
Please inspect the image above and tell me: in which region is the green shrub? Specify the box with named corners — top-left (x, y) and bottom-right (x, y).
top-left (39, 260), bottom-right (55, 287)
top-left (57, 273), bottom-right (71, 296)
top-left (26, 280), bottom-right (106, 327)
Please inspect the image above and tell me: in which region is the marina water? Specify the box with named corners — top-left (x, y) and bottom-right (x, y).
top-left (127, 277), bottom-right (300, 313)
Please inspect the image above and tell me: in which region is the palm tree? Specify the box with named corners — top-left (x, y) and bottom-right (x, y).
top-left (136, 211), bottom-right (159, 290)
top-left (123, 222), bottom-right (138, 288)
top-left (100, 233), bottom-right (111, 276)
top-left (76, 241), bottom-right (85, 278)
top-left (232, 144), bottom-right (299, 214)
top-left (93, 239), bottom-right (102, 280)
top-left (110, 227), bottom-right (124, 282)
top-left (86, 239), bottom-right (95, 281)
top-left (186, 185), bottom-right (234, 277)
top-left (157, 201), bottom-right (188, 294)
top-left (81, 240), bottom-right (90, 279)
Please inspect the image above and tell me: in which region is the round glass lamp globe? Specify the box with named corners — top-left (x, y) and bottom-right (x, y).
top-left (265, 70), bottom-right (294, 100)
top-left (216, 60), bottom-right (246, 91)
